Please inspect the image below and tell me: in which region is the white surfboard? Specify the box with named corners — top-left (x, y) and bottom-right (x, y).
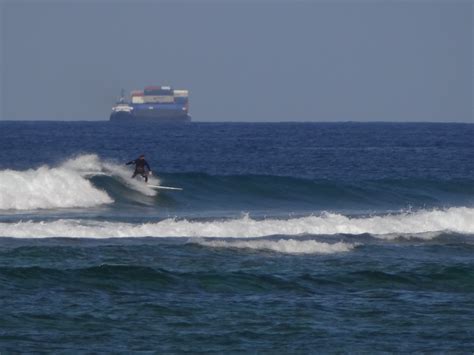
top-left (148, 184), bottom-right (183, 191)
top-left (83, 171), bottom-right (108, 177)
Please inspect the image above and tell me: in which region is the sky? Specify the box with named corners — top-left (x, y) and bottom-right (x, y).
top-left (0, 0), bottom-right (472, 122)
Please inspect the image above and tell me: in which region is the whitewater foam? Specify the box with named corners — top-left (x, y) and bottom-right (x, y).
top-left (0, 207), bottom-right (472, 239)
top-left (66, 154), bottom-right (160, 197)
top-left (193, 238), bottom-right (355, 254)
top-left (0, 164), bottom-right (113, 210)
top-left (0, 154), bottom-right (162, 210)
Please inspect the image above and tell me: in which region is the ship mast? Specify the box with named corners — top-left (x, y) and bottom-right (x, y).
top-left (118, 89), bottom-right (126, 104)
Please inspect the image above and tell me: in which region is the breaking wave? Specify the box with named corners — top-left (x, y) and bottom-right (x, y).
top-left (193, 238), bottom-right (356, 254)
top-left (2, 154), bottom-right (473, 212)
top-left (0, 154), bottom-right (160, 210)
top-left (0, 161), bottom-right (113, 210)
top-left (0, 207), bottom-right (472, 239)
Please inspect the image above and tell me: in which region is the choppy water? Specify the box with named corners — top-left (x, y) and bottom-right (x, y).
top-left (0, 122), bottom-right (473, 352)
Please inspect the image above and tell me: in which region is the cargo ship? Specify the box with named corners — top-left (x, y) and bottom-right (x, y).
top-left (110, 86), bottom-right (191, 122)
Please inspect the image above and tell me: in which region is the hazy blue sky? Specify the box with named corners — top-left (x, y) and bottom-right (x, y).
top-left (0, 0), bottom-right (472, 122)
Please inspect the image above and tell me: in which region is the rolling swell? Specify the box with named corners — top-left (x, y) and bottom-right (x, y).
top-left (157, 173), bottom-right (474, 210)
top-left (93, 172), bottom-right (474, 213)
top-left (0, 264), bottom-right (311, 293)
top-left (2, 263), bottom-right (474, 293)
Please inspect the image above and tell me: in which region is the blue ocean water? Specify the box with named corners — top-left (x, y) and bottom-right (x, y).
top-left (0, 121), bottom-right (473, 352)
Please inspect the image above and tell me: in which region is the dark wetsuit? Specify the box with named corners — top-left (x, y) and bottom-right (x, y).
top-left (126, 158), bottom-right (151, 182)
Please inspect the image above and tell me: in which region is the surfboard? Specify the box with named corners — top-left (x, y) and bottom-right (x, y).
top-left (148, 185), bottom-right (183, 191)
top-left (83, 171), bottom-right (108, 177)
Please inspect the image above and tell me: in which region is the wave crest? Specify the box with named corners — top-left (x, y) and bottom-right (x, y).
top-left (193, 238), bottom-right (356, 254)
top-left (0, 160), bottom-right (112, 210)
top-left (0, 154), bottom-right (163, 210)
top-left (0, 207), bottom-right (472, 238)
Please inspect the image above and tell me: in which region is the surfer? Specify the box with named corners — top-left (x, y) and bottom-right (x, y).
top-left (126, 154), bottom-right (152, 182)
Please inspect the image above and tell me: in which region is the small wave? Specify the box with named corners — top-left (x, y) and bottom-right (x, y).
top-left (340, 265), bottom-right (474, 291)
top-left (2, 264), bottom-right (473, 292)
top-left (0, 207), bottom-right (472, 239)
top-left (0, 154), bottom-right (161, 211)
top-left (193, 238), bottom-right (355, 254)
top-left (0, 265), bottom-right (312, 293)
top-left (0, 264), bottom-right (174, 287)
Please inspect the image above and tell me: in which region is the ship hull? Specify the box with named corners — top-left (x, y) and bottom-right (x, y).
top-left (110, 111), bottom-right (190, 123)
top-left (109, 111), bottom-right (133, 122)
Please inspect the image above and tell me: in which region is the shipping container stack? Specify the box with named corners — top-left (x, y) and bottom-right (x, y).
top-left (121, 85), bottom-right (190, 122)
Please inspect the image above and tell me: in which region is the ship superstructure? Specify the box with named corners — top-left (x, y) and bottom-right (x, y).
top-left (110, 86), bottom-right (190, 122)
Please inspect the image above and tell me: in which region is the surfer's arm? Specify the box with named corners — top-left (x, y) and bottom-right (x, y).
top-left (125, 160), bottom-right (136, 165)
top-left (145, 161), bottom-right (151, 171)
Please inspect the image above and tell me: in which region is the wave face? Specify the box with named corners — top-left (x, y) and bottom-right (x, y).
top-left (161, 173), bottom-right (474, 212)
top-left (1, 207), bottom-right (472, 239)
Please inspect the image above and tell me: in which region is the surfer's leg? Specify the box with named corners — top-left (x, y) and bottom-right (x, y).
top-left (143, 173), bottom-right (148, 183)
top-left (132, 171), bottom-right (138, 178)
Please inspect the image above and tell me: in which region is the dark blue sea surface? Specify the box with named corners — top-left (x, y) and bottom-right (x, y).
top-left (0, 122), bottom-right (473, 352)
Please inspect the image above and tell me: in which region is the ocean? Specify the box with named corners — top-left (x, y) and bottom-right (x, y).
top-left (0, 121), bottom-right (473, 352)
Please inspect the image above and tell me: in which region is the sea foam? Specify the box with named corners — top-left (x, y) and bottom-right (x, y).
top-left (1, 207), bottom-right (472, 239)
top-left (0, 162), bottom-right (112, 210)
top-left (193, 238), bottom-right (356, 254)
top-left (66, 154), bottom-right (159, 197)
top-left (0, 154), bottom-right (159, 210)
